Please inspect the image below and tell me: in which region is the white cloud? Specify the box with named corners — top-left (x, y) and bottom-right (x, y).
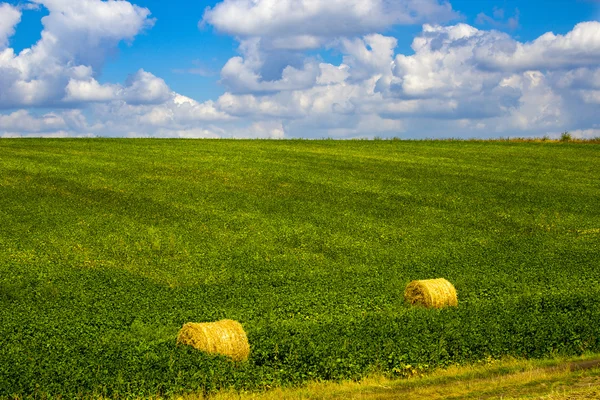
top-left (140, 121), bottom-right (285, 139)
top-left (0, 108), bottom-right (96, 134)
top-left (0, 109), bottom-right (65, 132)
top-left (570, 128), bottom-right (600, 139)
top-left (391, 24), bottom-right (495, 96)
top-left (64, 70), bottom-right (171, 105)
top-left (120, 70), bottom-right (171, 105)
top-left (270, 35), bottom-right (322, 50)
top-left (82, 92), bottom-right (233, 137)
top-left (125, 127), bottom-right (221, 139)
top-left (2, 0), bottom-right (600, 140)
top-left (218, 33), bottom-right (396, 94)
top-left (208, 21), bottom-right (600, 138)
top-left (0, 3), bottom-right (21, 49)
top-left (1, 131), bottom-right (75, 138)
top-left (553, 67), bottom-right (600, 90)
top-left (219, 38), bottom-right (321, 93)
top-left (203, 0), bottom-right (459, 49)
top-left (30, 0), bottom-right (154, 69)
top-left (316, 63), bottom-right (350, 85)
top-left (0, 0), bottom-right (243, 139)
top-left (65, 78), bottom-right (117, 103)
top-left (473, 21), bottom-right (600, 71)
top-left (217, 92), bottom-right (297, 118)
top-left (284, 112), bottom-right (404, 139)
top-left (0, 0), bottom-right (154, 108)
top-left (352, 23), bottom-right (577, 130)
top-left (497, 71), bottom-right (564, 130)
top-left (240, 121), bottom-right (285, 139)
top-left (339, 34), bottom-right (397, 81)
top-left (204, 1), bottom-right (597, 137)
top-left (220, 56), bottom-right (320, 93)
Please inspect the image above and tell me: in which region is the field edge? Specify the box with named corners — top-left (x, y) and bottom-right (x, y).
top-left (194, 354), bottom-right (600, 400)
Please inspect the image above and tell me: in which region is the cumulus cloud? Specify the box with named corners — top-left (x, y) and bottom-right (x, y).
top-left (208, 21), bottom-right (600, 138)
top-left (204, 0), bottom-right (597, 136)
top-left (378, 24), bottom-right (522, 119)
top-left (29, 0), bottom-right (154, 69)
top-left (217, 92), bottom-right (301, 118)
top-left (218, 33), bottom-right (396, 94)
top-left (203, 0), bottom-right (459, 49)
top-left (570, 128), bottom-right (600, 139)
top-left (553, 67), bottom-right (600, 90)
top-left (83, 92), bottom-right (233, 137)
top-left (0, 0), bottom-right (154, 108)
top-left (120, 70), bottom-right (171, 105)
top-left (132, 121), bottom-right (285, 139)
top-left (339, 34), bottom-right (397, 81)
top-left (0, 0), bottom-right (242, 138)
top-left (0, 110), bottom-right (66, 132)
top-left (473, 21), bottom-right (600, 71)
top-left (1, 94), bottom-right (239, 138)
top-left (205, 0), bottom-right (458, 91)
top-left (2, 0), bottom-right (600, 140)
top-left (64, 69), bottom-right (172, 105)
top-left (0, 108), bottom-right (96, 135)
top-left (219, 38), bottom-right (321, 93)
top-left (64, 77), bottom-right (118, 103)
top-left (347, 21), bottom-right (600, 129)
top-left (0, 3), bottom-right (21, 49)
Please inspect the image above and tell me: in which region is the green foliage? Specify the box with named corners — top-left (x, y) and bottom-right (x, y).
top-left (560, 131), bottom-right (572, 142)
top-left (0, 139), bottom-right (599, 398)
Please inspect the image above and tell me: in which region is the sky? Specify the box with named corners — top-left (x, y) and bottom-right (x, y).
top-left (0, 0), bottom-right (599, 139)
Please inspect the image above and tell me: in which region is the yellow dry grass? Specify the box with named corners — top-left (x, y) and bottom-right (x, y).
top-left (404, 278), bottom-right (458, 308)
top-left (190, 356), bottom-right (600, 400)
top-left (176, 319), bottom-right (250, 362)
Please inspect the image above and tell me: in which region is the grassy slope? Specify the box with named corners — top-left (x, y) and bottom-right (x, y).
top-left (0, 139), bottom-right (599, 398)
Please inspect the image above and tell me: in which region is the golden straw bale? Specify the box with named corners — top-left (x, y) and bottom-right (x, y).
top-left (176, 319), bottom-right (250, 361)
top-left (404, 278), bottom-right (458, 308)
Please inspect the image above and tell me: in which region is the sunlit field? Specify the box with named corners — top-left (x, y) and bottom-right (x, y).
top-left (1, 139), bottom-right (599, 398)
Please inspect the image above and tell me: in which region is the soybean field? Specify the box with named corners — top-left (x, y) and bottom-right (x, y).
top-left (0, 139), bottom-right (599, 398)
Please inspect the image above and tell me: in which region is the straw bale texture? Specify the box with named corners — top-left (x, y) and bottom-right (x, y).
top-left (404, 278), bottom-right (458, 308)
top-left (176, 319), bottom-right (250, 361)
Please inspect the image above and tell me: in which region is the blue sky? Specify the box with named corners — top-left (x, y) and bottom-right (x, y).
top-left (1, 0), bottom-right (599, 138)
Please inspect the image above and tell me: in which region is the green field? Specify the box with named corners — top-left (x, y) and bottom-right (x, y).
top-left (1, 139), bottom-right (599, 398)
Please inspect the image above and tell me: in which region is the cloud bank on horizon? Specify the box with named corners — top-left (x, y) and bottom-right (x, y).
top-left (0, 0), bottom-right (599, 139)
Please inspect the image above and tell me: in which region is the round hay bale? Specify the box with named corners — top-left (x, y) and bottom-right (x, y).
top-left (404, 278), bottom-right (458, 308)
top-left (176, 319), bottom-right (250, 361)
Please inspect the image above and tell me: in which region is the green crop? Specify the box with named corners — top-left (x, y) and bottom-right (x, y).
top-left (0, 139), bottom-right (599, 398)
